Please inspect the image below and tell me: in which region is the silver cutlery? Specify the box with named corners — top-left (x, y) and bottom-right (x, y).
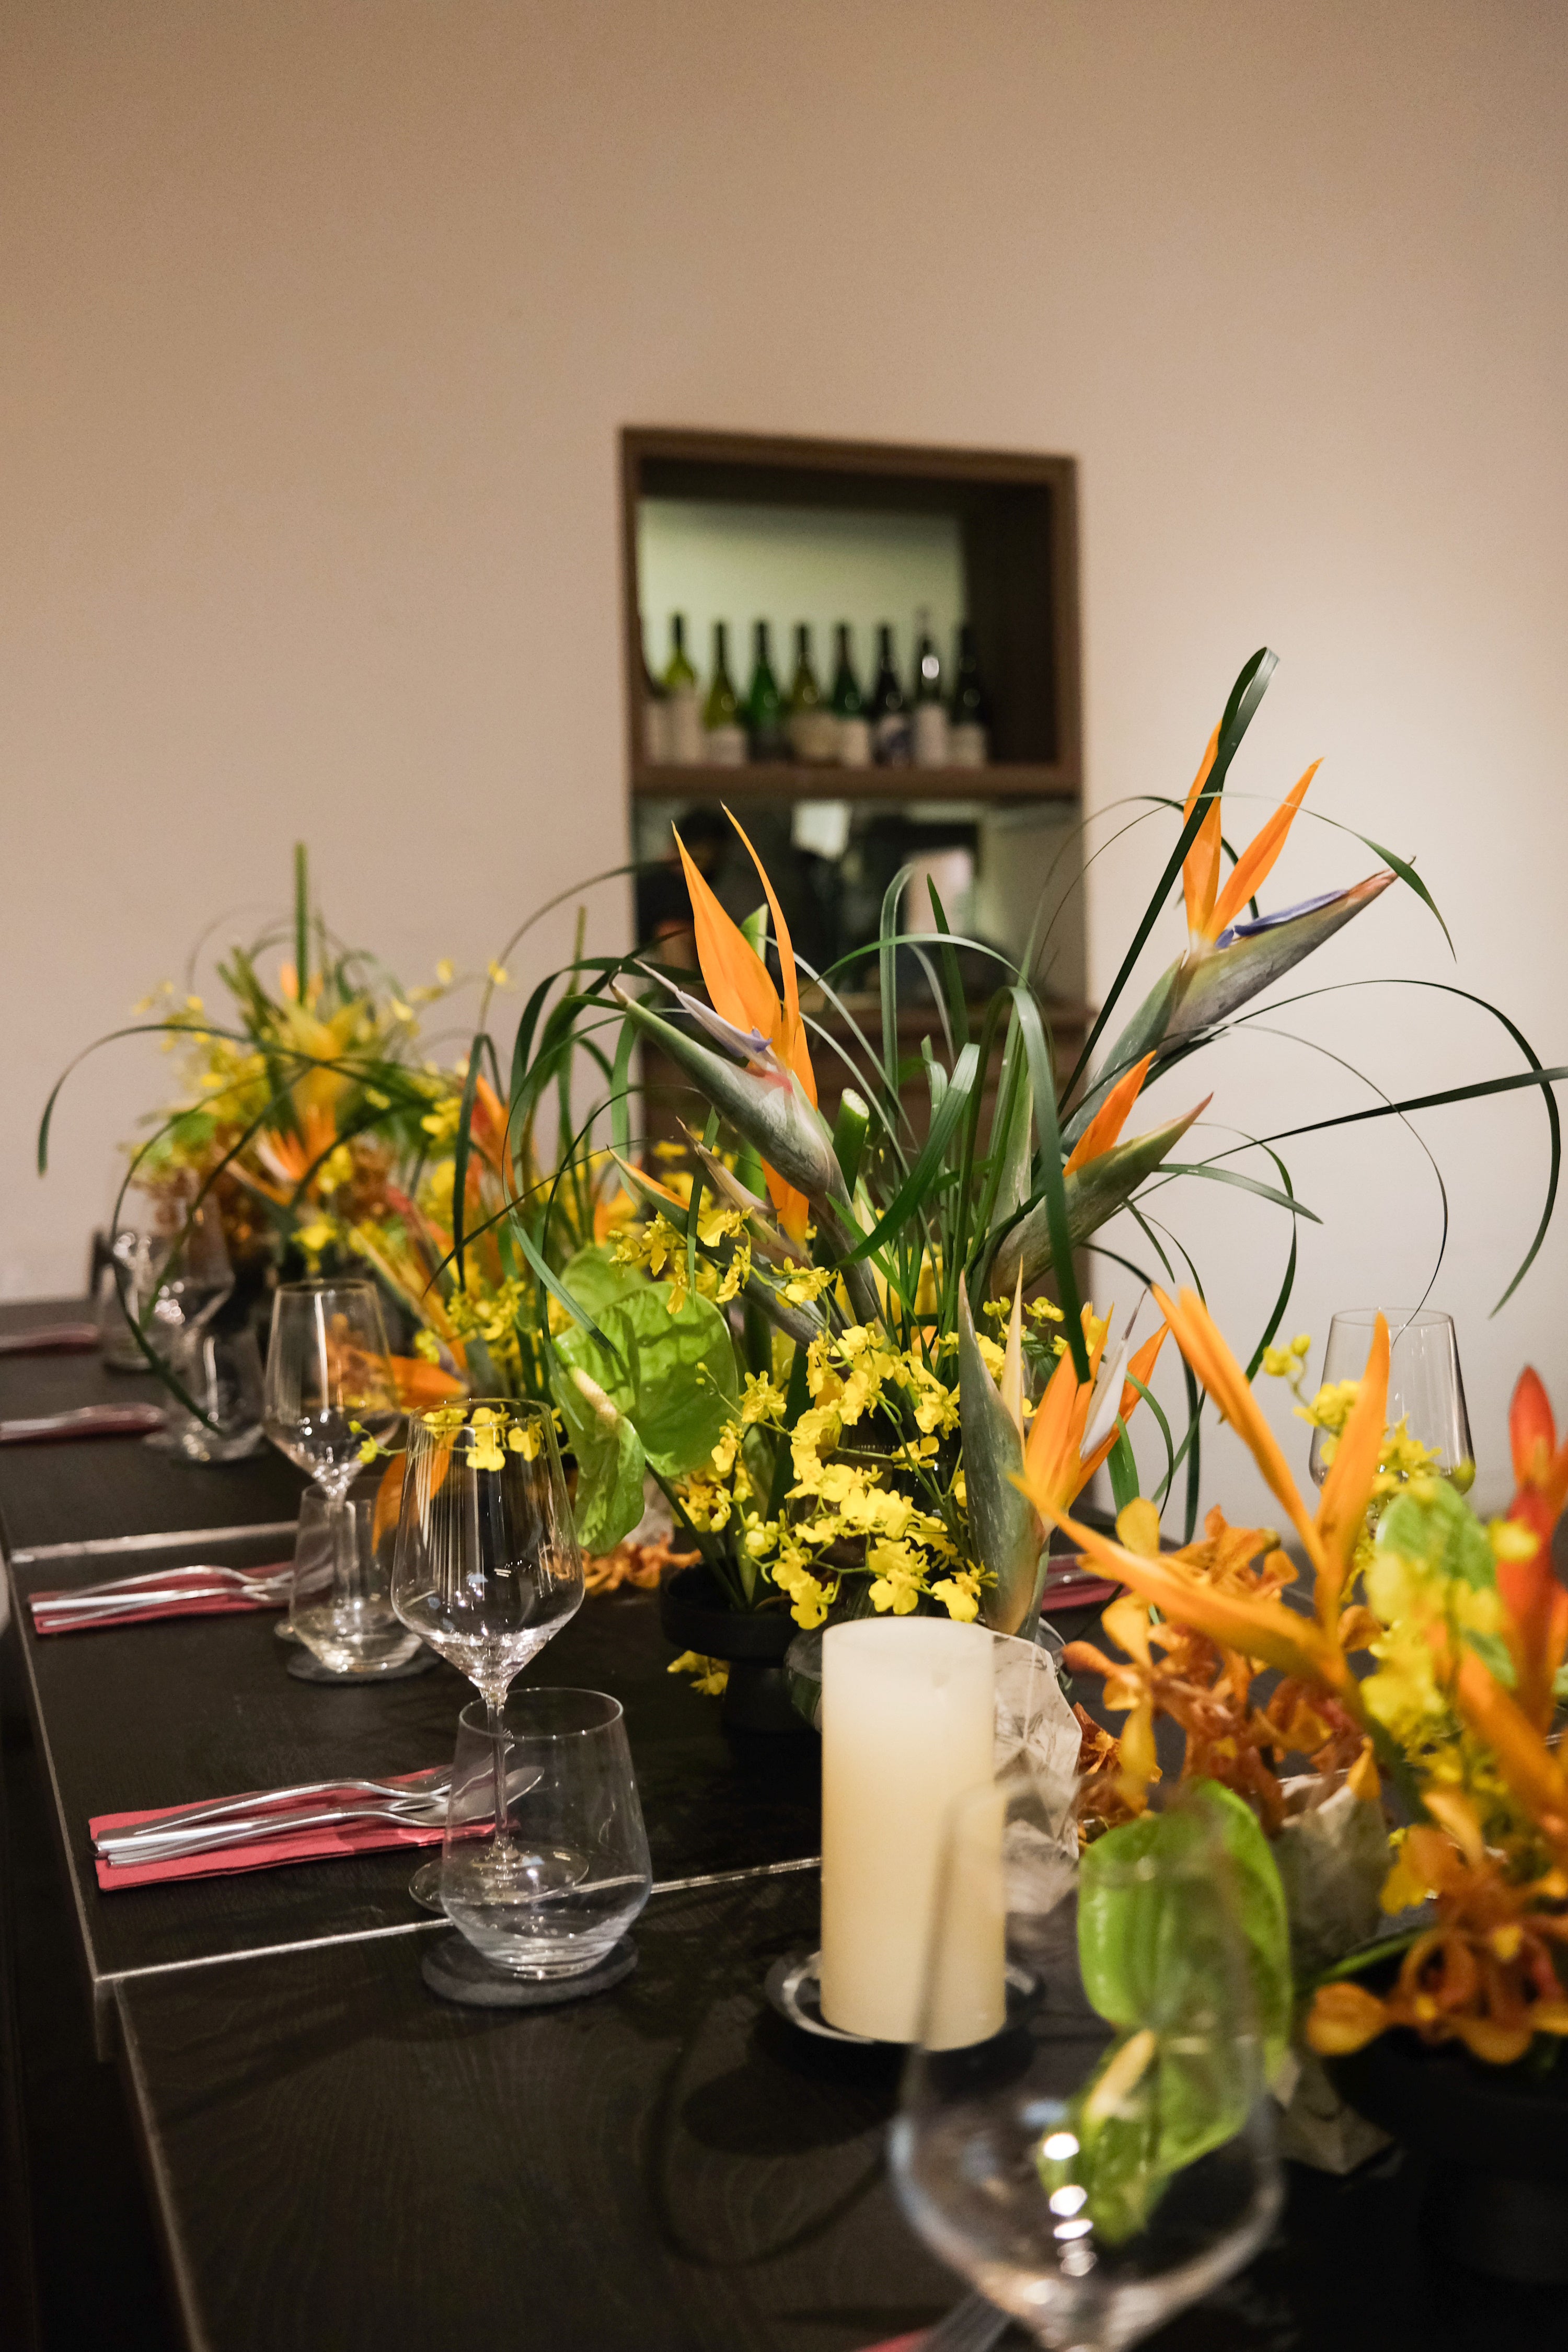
top-left (0, 1322), bottom-right (100, 1356)
top-left (33, 1564), bottom-right (294, 1621)
top-left (97, 1790), bottom-right (456, 1864)
top-left (99, 1768), bottom-right (454, 1848)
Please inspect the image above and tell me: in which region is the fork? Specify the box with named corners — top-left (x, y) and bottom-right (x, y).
top-left (96, 1787), bottom-right (456, 1864)
top-left (97, 1767), bottom-right (454, 1849)
top-left (39, 1561), bottom-right (292, 1603)
top-left (921, 2291), bottom-right (1013, 2351)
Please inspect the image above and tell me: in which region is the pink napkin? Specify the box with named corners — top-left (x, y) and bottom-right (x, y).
top-left (1039, 1564), bottom-right (1120, 1613)
top-left (91, 1768), bottom-right (446, 1889)
top-left (30, 1564), bottom-right (291, 1635)
top-left (855, 2335), bottom-right (927, 2351)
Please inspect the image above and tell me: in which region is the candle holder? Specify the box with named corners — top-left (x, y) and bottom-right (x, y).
top-left (765, 1622), bottom-right (1080, 2048)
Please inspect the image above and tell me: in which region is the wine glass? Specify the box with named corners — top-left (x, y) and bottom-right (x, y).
top-left (1307, 1308), bottom-right (1473, 1492)
top-left (262, 1282), bottom-right (410, 1671)
top-left (392, 1399), bottom-right (585, 1915)
top-left (891, 1777), bottom-right (1282, 2350)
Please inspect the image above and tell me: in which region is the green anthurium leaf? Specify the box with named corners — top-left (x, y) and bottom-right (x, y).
top-left (1069, 1782), bottom-right (1290, 2241)
top-left (559, 1241), bottom-right (651, 1321)
top-left (550, 1360), bottom-right (647, 1552)
top-left (556, 1284), bottom-right (738, 1482)
top-left (957, 1284), bottom-right (1041, 1635)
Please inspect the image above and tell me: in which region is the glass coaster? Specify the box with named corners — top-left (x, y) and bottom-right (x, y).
top-left (421, 1931), bottom-right (637, 2009)
top-left (285, 1645), bottom-right (440, 1685)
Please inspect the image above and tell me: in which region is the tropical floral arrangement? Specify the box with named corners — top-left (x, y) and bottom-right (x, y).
top-left (569, 648), bottom-right (1550, 1639)
top-left (1048, 1292), bottom-right (1568, 2075)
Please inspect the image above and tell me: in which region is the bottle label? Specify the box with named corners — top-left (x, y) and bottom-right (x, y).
top-left (948, 722), bottom-right (989, 769)
top-left (872, 713), bottom-right (912, 767)
top-left (836, 717), bottom-right (871, 768)
top-left (666, 688), bottom-right (703, 765)
top-left (913, 706), bottom-right (951, 768)
top-left (704, 724), bottom-right (747, 768)
top-left (790, 710), bottom-right (839, 765)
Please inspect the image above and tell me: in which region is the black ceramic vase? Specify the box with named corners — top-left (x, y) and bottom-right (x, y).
top-left (1331, 2030), bottom-right (1568, 2283)
top-left (658, 1565), bottom-right (808, 1736)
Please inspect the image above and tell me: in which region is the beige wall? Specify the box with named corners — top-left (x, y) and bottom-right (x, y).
top-left (3, 0), bottom-right (1564, 1520)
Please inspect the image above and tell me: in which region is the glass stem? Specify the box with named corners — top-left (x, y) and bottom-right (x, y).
top-left (326, 1489), bottom-right (358, 1620)
top-left (487, 1696), bottom-right (511, 1854)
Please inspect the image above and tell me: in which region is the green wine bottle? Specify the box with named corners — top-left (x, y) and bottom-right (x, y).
top-left (911, 608), bottom-right (948, 767)
top-left (664, 614), bottom-right (702, 764)
top-left (746, 621), bottom-right (786, 763)
top-left (948, 622), bottom-right (989, 767)
top-left (788, 624), bottom-right (834, 764)
top-left (703, 621), bottom-right (746, 768)
top-left (868, 625), bottom-right (910, 766)
top-left (829, 623), bottom-right (869, 768)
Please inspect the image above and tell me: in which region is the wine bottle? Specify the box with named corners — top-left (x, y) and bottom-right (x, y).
top-left (948, 622), bottom-right (989, 768)
top-left (703, 621), bottom-right (746, 767)
top-left (911, 608), bottom-right (949, 768)
top-left (663, 614), bottom-right (702, 765)
top-left (745, 620), bottom-right (786, 763)
top-left (640, 615), bottom-right (670, 765)
top-left (829, 623), bottom-right (869, 768)
top-left (868, 624), bottom-right (910, 767)
top-left (788, 624), bottom-right (835, 764)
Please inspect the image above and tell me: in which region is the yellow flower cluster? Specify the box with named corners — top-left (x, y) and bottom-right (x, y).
top-left (675, 1322), bottom-right (980, 1631)
top-left (614, 1206), bottom-right (752, 1313)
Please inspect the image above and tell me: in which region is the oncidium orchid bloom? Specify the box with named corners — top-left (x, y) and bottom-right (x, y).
top-left (1022, 1286), bottom-right (1390, 1720)
top-left (1181, 729), bottom-right (1321, 956)
top-left (675, 812), bottom-right (818, 1241)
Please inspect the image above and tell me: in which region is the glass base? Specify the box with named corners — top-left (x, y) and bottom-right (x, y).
top-left (422, 1930), bottom-right (637, 2009)
top-left (409, 1858), bottom-right (445, 1915)
top-left (290, 1602), bottom-right (423, 1676)
top-left (144, 1421), bottom-right (266, 1463)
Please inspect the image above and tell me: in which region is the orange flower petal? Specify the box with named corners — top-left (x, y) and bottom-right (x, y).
top-left (1314, 1309), bottom-right (1389, 1618)
top-left (1151, 1286), bottom-right (1327, 1576)
top-left (674, 828), bottom-right (780, 1051)
top-left (724, 808), bottom-right (818, 1107)
top-left (1180, 725), bottom-right (1220, 938)
top-left (1063, 1053), bottom-right (1155, 1177)
top-left (1208, 762), bottom-right (1319, 941)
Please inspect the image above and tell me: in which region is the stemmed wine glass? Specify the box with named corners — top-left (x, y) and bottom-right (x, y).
top-left (891, 1775), bottom-right (1282, 2350)
top-left (391, 1399), bottom-right (585, 1914)
top-left (262, 1281), bottom-right (411, 1671)
top-left (1308, 1307), bottom-right (1473, 1492)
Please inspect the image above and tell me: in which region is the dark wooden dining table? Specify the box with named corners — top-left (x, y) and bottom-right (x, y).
top-left (0, 1297), bottom-right (1551, 2352)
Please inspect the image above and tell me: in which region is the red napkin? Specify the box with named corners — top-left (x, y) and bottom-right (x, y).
top-left (0, 1403), bottom-right (167, 1445)
top-left (30, 1564), bottom-right (291, 1635)
top-left (1039, 1570), bottom-right (1120, 1615)
top-left (855, 2335), bottom-right (927, 2351)
top-left (91, 1768), bottom-right (446, 1890)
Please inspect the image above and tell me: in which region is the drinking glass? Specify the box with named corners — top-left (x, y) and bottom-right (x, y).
top-left (152, 1325), bottom-right (267, 1462)
top-left (104, 1187), bottom-right (235, 1382)
top-left (392, 1398), bottom-right (585, 1909)
top-left (1307, 1307), bottom-right (1473, 1491)
top-left (263, 1282), bottom-right (408, 1671)
top-left (892, 1778), bottom-right (1282, 2350)
top-left (440, 1689), bottom-right (650, 1978)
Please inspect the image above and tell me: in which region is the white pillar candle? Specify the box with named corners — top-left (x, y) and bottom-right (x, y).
top-left (819, 1617), bottom-right (998, 2043)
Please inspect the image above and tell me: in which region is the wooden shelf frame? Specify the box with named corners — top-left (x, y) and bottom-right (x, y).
top-left (620, 426), bottom-right (1082, 806)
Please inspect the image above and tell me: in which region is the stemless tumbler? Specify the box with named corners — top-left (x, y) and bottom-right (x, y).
top-left (440, 1689), bottom-right (651, 1978)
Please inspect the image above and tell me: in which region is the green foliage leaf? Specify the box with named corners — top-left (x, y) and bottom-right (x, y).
top-left (1069, 1782), bottom-right (1290, 2241)
top-left (551, 1367), bottom-right (647, 1552)
top-left (955, 1285), bottom-right (1039, 1634)
top-left (556, 1284), bottom-right (737, 1481)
